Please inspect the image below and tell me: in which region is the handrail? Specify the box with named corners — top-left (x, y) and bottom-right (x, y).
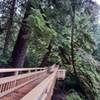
top-left (0, 68), bottom-right (47, 73)
top-left (57, 69), bottom-right (66, 80)
top-left (21, 66), bottom-right (59, 100)
top-left (0, 65), bottom-right (66, 99)
top-left (0, 67), bottom-right (48, 97)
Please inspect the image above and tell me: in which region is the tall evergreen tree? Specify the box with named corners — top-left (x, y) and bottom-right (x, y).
top-left (10, 1), bottom-right (32, 68)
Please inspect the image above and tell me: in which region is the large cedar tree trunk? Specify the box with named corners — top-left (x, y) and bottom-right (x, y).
top-left (10, 1), bottom-right (31, 68)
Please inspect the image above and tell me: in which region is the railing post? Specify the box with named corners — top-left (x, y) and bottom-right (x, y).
top-left (28, 69), bottom-right (31, 73)
top-left (15, 71), bottom-right (19, 75)
top-left (14, 71), bottom-right (19, 87)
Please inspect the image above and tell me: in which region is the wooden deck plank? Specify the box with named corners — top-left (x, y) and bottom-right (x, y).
top-left (0, 73), bottom-right (49, 100)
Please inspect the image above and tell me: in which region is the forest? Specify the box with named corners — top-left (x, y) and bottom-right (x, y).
top-left (0, 0), bottom-right (100, 100)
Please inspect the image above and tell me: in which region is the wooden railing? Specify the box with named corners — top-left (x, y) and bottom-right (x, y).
top-left (57, 69), bottom-right (66, 80)
top-left (0, 67), bottom-right (47, 97)
top-left (0, 65), bottom-right (66, 99)
top-left (21, 65), bottom-right (59, 100)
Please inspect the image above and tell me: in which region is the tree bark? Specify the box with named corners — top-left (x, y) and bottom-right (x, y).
top-left (70, 0), bottom-right (77, 77)
top-left (10, 1), bottom-right (31, 68)
top-left (59, 46), bottom-right (71, 65)
top-left (3, 0), bottom-right (16, 55)
top-left (39, 40), bottom-right (52, 67)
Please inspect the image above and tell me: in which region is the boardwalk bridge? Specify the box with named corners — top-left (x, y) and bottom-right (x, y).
top-left (0, 65), bottom-right (66, 100)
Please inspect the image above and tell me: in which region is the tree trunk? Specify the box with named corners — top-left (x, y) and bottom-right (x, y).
top-left (70, 0), bottom-right (77, 77)
top-left (10, 1), bottom-right (31, 68)
top-left (39, 40), bottom-right (52, 67)
top-left (59, 46), bottom-right (71, 65)
top-left (3, 0), bottom-right (16, 55)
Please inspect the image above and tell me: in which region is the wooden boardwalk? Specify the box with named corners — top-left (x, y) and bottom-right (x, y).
top-left (0, 65), bottom-right (66, 100)
top-left (0, 73), bottom-right (49, 100)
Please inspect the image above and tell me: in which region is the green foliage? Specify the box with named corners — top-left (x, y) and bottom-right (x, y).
top-left (75, 50), bottom-right (100, 99)
top-left (24, 7), bottom-right (58, 67)
top-left (93, 43), bottom-right (100, 61)
top-left (0, 55), bottom-right (9, 65)
top-left (26, 8), bottom-right (57, 37)
top-left (0, 0), bottom-right (100, 99)
top-left (66, 91), bottom-right (83, 100)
